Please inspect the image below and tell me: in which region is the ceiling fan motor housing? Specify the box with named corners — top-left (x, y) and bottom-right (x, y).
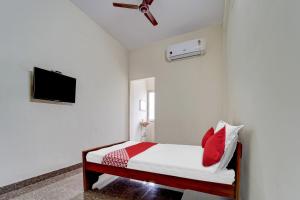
top-left (139, 4), bottom-right (149, 13)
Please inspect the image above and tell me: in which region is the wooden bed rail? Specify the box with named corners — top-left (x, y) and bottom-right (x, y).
top-left (82, 141), bottom-right (127, 156)
top-left (82, 141), bottom-right (242, 200)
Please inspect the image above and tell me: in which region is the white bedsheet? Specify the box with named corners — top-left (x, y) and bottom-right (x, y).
top-left (86, 141), bottom-right (235, 185)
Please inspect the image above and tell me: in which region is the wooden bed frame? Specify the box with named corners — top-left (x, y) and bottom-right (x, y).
top-left (82, 142), bottom-right (242, 200)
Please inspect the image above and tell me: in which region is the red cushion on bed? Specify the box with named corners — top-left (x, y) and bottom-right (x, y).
top-left (203, 127), bottom-right (225, 167)
top-left (201, 127), bottom-right (214, 148)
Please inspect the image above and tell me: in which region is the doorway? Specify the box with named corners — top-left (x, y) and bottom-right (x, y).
top-left (130, 77), bottom-right (155, 142)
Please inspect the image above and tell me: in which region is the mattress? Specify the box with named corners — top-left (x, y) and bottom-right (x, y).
top-left (86, 141), bottom-right (235, 185)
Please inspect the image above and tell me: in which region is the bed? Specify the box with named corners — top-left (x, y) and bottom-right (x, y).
top-left (82, 141), bottom-right (242, 200)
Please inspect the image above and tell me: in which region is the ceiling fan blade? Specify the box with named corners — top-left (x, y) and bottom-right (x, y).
top-left (144, 11), bottom-right (158, 26)
top-left (113, 3), bottom-right (139, 9)
top-left (145, 0), bottom-right (154, 5)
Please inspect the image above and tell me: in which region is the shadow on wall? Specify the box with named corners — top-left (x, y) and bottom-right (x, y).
top-left (239, 127), bottom-right (265, 200)
top-left (240, 128), bottom-right (251, 200)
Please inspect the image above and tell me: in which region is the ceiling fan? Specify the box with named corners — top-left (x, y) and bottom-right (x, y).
top-left (113, 0), bottom-right (158, 26)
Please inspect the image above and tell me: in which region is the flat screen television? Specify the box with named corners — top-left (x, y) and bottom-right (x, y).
top-left (33, 67), bottom-right (76, 103)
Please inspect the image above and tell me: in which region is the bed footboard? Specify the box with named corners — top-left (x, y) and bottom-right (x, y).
top-left (82, 141), bottom-right (126, 191)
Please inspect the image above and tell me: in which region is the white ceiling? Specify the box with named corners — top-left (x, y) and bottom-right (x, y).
top-left (71, 0), bottom-right (224, 50)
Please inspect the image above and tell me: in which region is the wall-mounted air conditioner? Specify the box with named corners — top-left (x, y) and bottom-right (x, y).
top-left (166, 39), bottom-right (206, 61)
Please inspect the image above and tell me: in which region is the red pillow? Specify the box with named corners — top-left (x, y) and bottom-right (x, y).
top-left (201, 127), bottom-right (214, 148)
top-left (203, 127), bottom-right (226, 167)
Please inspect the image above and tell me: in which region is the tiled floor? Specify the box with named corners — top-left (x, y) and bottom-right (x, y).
top-left (0, 168), bottom-right (183, 200)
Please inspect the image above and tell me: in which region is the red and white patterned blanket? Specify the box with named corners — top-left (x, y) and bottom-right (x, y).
top-left (101, 142), bottom-right (157, 168)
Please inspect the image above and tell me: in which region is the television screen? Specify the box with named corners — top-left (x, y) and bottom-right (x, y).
top-left (33, 67), bottom-right (76, 103)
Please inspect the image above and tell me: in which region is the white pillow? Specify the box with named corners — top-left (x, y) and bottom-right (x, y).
top-left (215, 120), bottom-right (244, 170)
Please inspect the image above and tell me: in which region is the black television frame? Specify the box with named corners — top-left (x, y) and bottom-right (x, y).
top-left (32, 67), bottom-right (76, 103)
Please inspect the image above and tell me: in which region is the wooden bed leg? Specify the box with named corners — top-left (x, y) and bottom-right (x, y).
top-left (235, 143), bottom-right (242, 200)
top-left (83, 169), bottom-right (101, 191)
top-left (82, 151), bottom-right (101, 191)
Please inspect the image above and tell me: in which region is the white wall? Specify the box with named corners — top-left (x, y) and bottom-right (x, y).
top-left (0, 0), bottom-right (128, 187)
top-left (129, 25), bottom-right (225, 145)
top-left (146, 78), bottom-right (155, 91)
top-left (224, 0), bottom-right (300, 199)
top-left (129, 79), bottom-right (147, 141)
top-left (145, 78), bottom-right (155, 142)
